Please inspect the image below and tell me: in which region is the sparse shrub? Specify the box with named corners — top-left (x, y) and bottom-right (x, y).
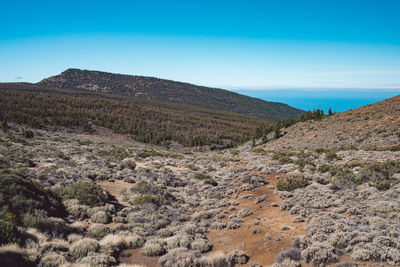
top-left (141, 239), bottom-right (165, 257)
top-left (276, 175), bottom-right (309, 192)
top-left (158, 248), bottom-right (196, 267)
top-left (204, 178), bottom-right (218, 186)
top-left (325, 151), bottom-right (341, 161)
top-left (39, 252), bottom-right (67, 267)
top-left (0, 220), bottom-right (23, 245)
top-left (276, 248), bottom-right (301, 263)
top-left (186, 164), bottom-right (199, 171)
top-left (131, 180), bottom-right (153, 194)
top-left (226, 250), bottom-right (249, 265)
top-left (132, 195), bottom-right (157, 206)
top-left (96, 148), bottom-right (130, 159)
top-left (64, 200), bottom-right (89, 220)
top-left (67, 233), bottom-right (82, 243)
top-left (194, 172), bottom-right (210, 180)
top-left (345, 161), bottom-right (366, 168)
top-left (202, 251), bottom-right (227, 267)
top-left (206, 167), bottom-right (217, 172)
top-left (362, 160), bottom-right (400, 190)
top-left (39, 240), bottom-right (68, 254)
top-left (237, 208), bottom-right (252, 218)
top-left (251, 147), bottom-right (267, 155)
top-left (191, 238), bottom-right (212, 253)
top-left (125, 234), bottom-right (145, 249)
top-left (158, 228), bottom-right (173, 238)
top-left (79, 140), bottom-right (92, 146)
top-left (121, 158), bottom-right (136, 170)
top-left (77, 253), bottom-right (117, 266)
top-left (69, 238), bottom-right (99, 259)
top-left (22, 129), bottom-right (34, 139)
top-left (55, 152), bottom-right (70, 160)
top-left (136, 149), bottom-right (164, 159)
top-left (23, 217), bottom-right (72, 239)
top-left (61, 182), bottom-right (108, 207)
top-left (301, 242), bottom-right (341, 266)
top-left (90, 211), bottom-right (110, 224)
top-left (230, 149), bottom-right (239, 155)
top-left (89, 224), bottom-right (112, 239)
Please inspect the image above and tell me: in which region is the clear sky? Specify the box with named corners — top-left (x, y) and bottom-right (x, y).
top-left (1, 0), bottom-right (400, 90)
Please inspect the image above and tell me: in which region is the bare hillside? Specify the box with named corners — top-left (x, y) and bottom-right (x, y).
top-left (265, 95), bottom-right (400, 150)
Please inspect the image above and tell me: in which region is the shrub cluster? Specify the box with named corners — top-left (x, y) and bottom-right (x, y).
top-left (61, 182), bottom-right (108, 207)
top-left (0, 170), bottom-right (65, 224)
top-left (276, 175), bottom-right (309, 191)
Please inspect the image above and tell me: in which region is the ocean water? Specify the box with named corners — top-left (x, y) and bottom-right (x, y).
top-left (233, 89), bottom-right (400, 113)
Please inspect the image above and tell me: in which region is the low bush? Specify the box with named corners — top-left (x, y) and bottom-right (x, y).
top-left (22, 129), bottom-right (34, 139)
top-left (69, 238), bottom-right (99, 259)
top-left (141, 240), bottom-right (165, 257)
top-left (61, 182), bottom-right (108, 207)
top-left (193, 172), bottom-right (210, 180)
top-left (186, 164), bottom-right (199, 171)
top-left (251, 147), bottom-right (267, 155)
top-left (276, 175), bottom-right (309, 191)
top-left (136, 149), bottom-right (164, 159)
top-left (318, 164), bottom-right (331, 173)
top-left (203, 178), bottom-right (218, 186)
top-left (158, 248), bottom-right (196, 267)
top-left (132, 195), bottom-right (158, 206)
top-left (131, 180), bottom-right (153, 195)
top-left (0, 220), bottom-right (23, 245)
top-left (226, 250), bottom-right (249, 265)
top-left (362, 160), bottom-right (400, 190)
top-left (39, 252), bottom-right (66, 267)
top-left (77, 253), bottom-right (117, 266)
top-left (96, 148), bottom-right (130, 159)
top-left (325, 151), bottom-right (341, 161)
top-left (90, 211), bottom-right (110, 224)
top-left (276, 248), bottom-right (301, 263)
top-left (0, 170), bottom-right (65, 225)
top-left (206, 167), bottom-right (217, 172)
top-left (89, 224), bottom-right (112, 239)
top-left (22, 217), bottom-right (72, 238)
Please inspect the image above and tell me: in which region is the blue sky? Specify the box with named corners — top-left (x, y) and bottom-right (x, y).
top-left (1, 0), bottom-right (400, 90)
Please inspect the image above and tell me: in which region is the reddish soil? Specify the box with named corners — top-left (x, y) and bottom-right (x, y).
top-left (97, 179), bottom-right (132, 206)
top-left (119, 248), bottom-right (160, 267)
top-left (206, 173), bottom-right (310, 266)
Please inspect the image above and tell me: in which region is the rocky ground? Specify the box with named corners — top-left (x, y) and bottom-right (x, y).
top-left (0, 124), bottom-right (400, 267)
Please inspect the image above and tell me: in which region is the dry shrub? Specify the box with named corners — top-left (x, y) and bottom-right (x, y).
top-left (158, 248), bottom-right (196, 267)
top-left (69, 238), bottom-right (99, 259)
top-left (88, 224), bottom-right (112, 239)
top-left (77, 253), bottom-right (117, 267)
top-left (141, 239), bottom-right (166, 257)
top-left (90, 211), bottom-right (110, 224)
top-left (39, 252), bottom-right (67, 267)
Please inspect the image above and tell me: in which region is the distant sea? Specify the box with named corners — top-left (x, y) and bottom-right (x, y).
top-left (232, 89), bottom-right (400, 113)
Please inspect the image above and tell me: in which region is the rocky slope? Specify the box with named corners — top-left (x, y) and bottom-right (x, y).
top-left (265, 95), bottom-right (400, 150)
top-left (36, 68), bottom-right (303, 121)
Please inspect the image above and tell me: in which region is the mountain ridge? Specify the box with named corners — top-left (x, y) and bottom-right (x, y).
top-left (37, 68), bottom-right (303, 121)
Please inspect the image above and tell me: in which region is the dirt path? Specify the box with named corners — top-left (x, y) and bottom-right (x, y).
top-left (97, 179), bottom-right (132, 206)
top-left (207, 173), bottom-right (309, 266)
top-left (118, 248), bottom-right (160, 267)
